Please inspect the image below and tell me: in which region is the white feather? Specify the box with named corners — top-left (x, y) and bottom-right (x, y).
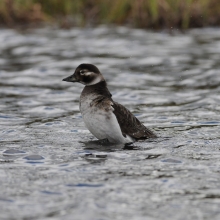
top-left (80, 94), bottom-right (133, 144)
top-left (84, 71), bottom-right (93, 76)
top-left (86, 75), bottom-right (104, 86)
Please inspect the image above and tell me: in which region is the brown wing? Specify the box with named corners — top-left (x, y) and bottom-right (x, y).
top-left (112, 102), bottom-right (157, 140)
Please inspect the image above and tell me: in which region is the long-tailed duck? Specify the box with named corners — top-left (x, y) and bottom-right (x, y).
top-left (62, 63), bottom-right (157, 144)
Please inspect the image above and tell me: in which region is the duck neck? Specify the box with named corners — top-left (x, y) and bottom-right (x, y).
top-left (82, 80), bottom-right (112, 98)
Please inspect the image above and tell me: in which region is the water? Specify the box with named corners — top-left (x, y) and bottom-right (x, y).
top-left (0, 26), bottom-right (220, 220)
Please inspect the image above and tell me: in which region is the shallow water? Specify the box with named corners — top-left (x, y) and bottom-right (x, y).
top-left (0, 26), bottom-right (220, 220)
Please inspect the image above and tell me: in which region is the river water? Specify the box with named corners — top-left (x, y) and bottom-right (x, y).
top-left (0, 26), bottom-right (220, 220)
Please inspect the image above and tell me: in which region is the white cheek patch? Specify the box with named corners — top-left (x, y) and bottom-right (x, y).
top-left (84, 71), bottom-right (93, 76)
top-left (87, 75), bottom-right (103, 85)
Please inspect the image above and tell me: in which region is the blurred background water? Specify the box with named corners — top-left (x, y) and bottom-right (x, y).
top-left (0, 26), bottom-right (220, 219)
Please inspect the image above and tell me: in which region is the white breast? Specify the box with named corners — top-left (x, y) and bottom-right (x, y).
top-left (80, 94), bottom-right (133, 144)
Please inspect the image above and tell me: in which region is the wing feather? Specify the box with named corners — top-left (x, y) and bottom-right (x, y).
top-left (112, 102), bottom-right (157, 139)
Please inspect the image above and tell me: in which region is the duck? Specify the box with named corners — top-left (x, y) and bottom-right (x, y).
top-left (62, 63), bottom-right (157, 144)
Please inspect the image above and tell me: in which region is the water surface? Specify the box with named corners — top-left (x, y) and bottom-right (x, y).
top-left (0, 27), bottom-right (220, 220)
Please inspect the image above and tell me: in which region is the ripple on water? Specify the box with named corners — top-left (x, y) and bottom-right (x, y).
top-left (0, 27), bottom-right (220, 220)
top-left (161, 158), bottom-right (182, 163)
top-left (23, 155), bottom-right (45, 164)
top-left (3, 149), bottom-right (26, 156)
top-left (66, 183), bottom-right (104, 188)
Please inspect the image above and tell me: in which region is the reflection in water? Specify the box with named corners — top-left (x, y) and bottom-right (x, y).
top-left (0, 27), bottom-right (220, 220)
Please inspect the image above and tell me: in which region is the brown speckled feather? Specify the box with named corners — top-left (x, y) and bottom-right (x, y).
top-left (112, 102), bottom-right (157, 140)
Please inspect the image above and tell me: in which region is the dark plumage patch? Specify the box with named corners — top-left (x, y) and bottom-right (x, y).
top-left (77, 63), bottom-right (100, 74)
top-left (112, 102), bottom-right (157, 139)
top-left (82, 81), bottom-right (112, 99)
top-left (81, 74), bottom-right (95, 84)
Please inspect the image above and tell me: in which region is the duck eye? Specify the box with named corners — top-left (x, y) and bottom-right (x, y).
top-left (80, 70), bottom-right (85, 75)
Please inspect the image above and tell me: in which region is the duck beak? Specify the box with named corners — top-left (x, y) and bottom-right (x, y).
top-left (62, 74), bottom-right (78, 82)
